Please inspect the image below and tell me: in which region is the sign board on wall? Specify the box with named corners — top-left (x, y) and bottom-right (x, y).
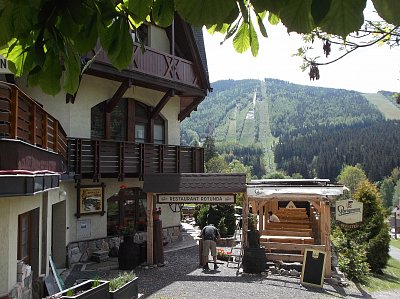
top-left (0, 55), bottom-right (12, 74)
top-left (335, 199), bottom-right (363, 224)
top-left (157, 194), bottom-right (235, 204)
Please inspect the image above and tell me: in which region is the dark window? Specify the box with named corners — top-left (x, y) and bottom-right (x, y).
top-left (107, 188), bottom-right (148, 236)
top-left (91, 99), bottom-right (165, 144)
top-left (18, 212), bottom-right (31, 263)
top-left (91, 102), bottom-right (105, 139)
top-left (110, 100), bottom-right (127, 141)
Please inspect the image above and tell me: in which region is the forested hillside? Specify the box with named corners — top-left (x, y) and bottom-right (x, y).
top-left (181, 79), bottom-right (400, 182)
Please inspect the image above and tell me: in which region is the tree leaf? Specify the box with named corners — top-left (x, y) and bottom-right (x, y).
top-left (311, 0), bottom-right (332, 25)
top-left (63, 45), bottom-right (81, 94)
top-left (38, 52), bottom-right (62, 95)
top-left (12, 2), bottom-right (34, 36)
top-left (0, 39), bottom-right (26, 76)
top-left (152, 0), bottom-right (175, 27)
top-left (320, 0), bottom-right (366, 38)
top-left (279, 0), bottom-right (314, 34)
top-left (257, 14), bottom-right (268, 37)
top-left (207, 23), bottom-right (230, 34)
top-left (249, 19), bottom-right (259, 56)
top-left (57, 9), bottom-right (79, 39)
top-left (233, 20), bottom-right (250, 53)
top-left (100, 17), bottom-right (133, 70)
top-left (372, 0), bottom-right (400, 26)
top-left (75, 14), bottom-right (99, 53)
top-left (176, 0), bottom-right (237, 26)
top-left (251, 0), bottom-right (287, 15)
top-left (268, 12), bottom-right (280, 25)
top-left (0, 3), bottom-right (15, 45)
top-left (128, 0), bottom-right (151, 21)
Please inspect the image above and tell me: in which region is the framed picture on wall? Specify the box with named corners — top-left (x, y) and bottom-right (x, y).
top-left (76, 183), bottom-right (105, 218)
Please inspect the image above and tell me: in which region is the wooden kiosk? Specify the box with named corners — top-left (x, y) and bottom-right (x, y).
top-left (243, 179), bottom-right (345, 277)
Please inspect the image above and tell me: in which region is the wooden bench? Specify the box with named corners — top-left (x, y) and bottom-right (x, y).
top-left (262, 242), bottom-right (325, 254)
top-left (263, 242), bottom-right (326, 263)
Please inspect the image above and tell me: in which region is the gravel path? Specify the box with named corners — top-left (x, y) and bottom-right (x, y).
top-left (63, 245), bottom-right (400, 299)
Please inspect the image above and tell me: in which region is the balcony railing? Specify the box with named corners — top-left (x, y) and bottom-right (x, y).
top-left (68, 138), bottom-right (204, 180)
top-left (90, 42), bottom-right (200, 88)
top-left (0, 82), bottom-right (68, 159)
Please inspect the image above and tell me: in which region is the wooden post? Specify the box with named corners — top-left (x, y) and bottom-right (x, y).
top-left (263, 201), bottom-right (268, 225)
top-left (54, 120), bottom-right (59, 152)
top-left (258, 202), bottom-right (264, 231)
top-left (10, 87), bottom-right (18, 138)
top-left (324, 200), bottom-right (332, 277)
top-left (147, 192), bottom-right (154, 265)
top-left (252, 201), bottom-right (258, 230)
top-left (31, 105), bottom-right (37, 145)
top-left (242, 193), bottom-right (249, 248)
top-left (43, 115), bottom-right (49, 149)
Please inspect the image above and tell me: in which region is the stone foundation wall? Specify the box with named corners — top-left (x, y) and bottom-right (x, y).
top-left (162, 225), bottom-right (183, 244)
top-left (67, 224), bottom-right (182, 267)
top-left (7, 262), bottom-right (32, 299)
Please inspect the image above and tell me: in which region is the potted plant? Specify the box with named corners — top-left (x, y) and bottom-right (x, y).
top-left (51, 279), bottom-right (109, 299)
top-left (109, 272), bottom-right (139, 299)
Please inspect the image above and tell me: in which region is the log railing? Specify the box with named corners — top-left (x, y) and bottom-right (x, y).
top-left (90, 42), bottom-right (200, 88)
top-left (67, 138), bottom-right (204, 180)
top-left (0, 82), bottom-right (68, 159)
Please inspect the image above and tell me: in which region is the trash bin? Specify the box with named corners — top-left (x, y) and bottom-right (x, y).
top-left (242, 247), bottom-right (267, 273)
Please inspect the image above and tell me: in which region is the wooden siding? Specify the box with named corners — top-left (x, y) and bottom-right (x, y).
top-left (68, 138), bottom-right (204, 180)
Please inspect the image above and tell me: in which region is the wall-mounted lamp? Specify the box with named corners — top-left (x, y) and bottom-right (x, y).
top-left (59, 189), bottom-right (67, 200)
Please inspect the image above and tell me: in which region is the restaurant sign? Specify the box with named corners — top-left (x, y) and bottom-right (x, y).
top-left (157, 194), bottom-right (235, 204)
top-left (335, 199), bottom-right (363, 225)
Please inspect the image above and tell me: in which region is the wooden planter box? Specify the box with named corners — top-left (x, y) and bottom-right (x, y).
top-left (55, 280), bottom-right (109, 299)
top-left (109, 277), bottom-right (139, 299)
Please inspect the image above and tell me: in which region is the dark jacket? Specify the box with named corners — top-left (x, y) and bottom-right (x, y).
top-left (200, 224), bottom-right (220, 241)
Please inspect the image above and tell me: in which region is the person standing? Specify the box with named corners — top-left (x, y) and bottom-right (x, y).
top-left (268, 211), bottom-right (280, 223)
top-left (200, 223), bottom-right (220, 270)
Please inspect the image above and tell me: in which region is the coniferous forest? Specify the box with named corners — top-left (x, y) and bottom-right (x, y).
top-left (180, 78), bottom-right (400, 182)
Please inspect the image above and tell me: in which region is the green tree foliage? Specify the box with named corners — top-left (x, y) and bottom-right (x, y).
top-left (353, 181), bottom-right (391, 273)
top-left (337, 165), bottom-right (368, 195)
top-left (380, 177), bottom-right (395, 209)
top-left (204, 135), bottom-right (218, 163)
top-left (334, 179), bottom-right (391, 278)
top-left (332, 228), bottom-right (370, 281)
top-left (263, 171), bottom-right (288, 179)
top-left (218, 217), bottom-right (228, 238)
top-left (205, 156), bottom-right (229, 173)
top-left (5, 1), bottom-right (399, 95)
top-left (195, 205), bottom-right (236, 236)
top-left (275, 121), bottom-right (400, 181)
top-left (394, 179), bottom-right (400, 207)
top-left (227, 159), bottom-right (252, 182)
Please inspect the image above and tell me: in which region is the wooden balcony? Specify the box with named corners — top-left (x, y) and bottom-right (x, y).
top-left (0, 81), bottom-right (205, 179)
top-left (88, 42), bottom-right (202, 90)
top-left (0, 82), bottom-right (67, 173)
top-left (68, 138), bottom-right (205, 181)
